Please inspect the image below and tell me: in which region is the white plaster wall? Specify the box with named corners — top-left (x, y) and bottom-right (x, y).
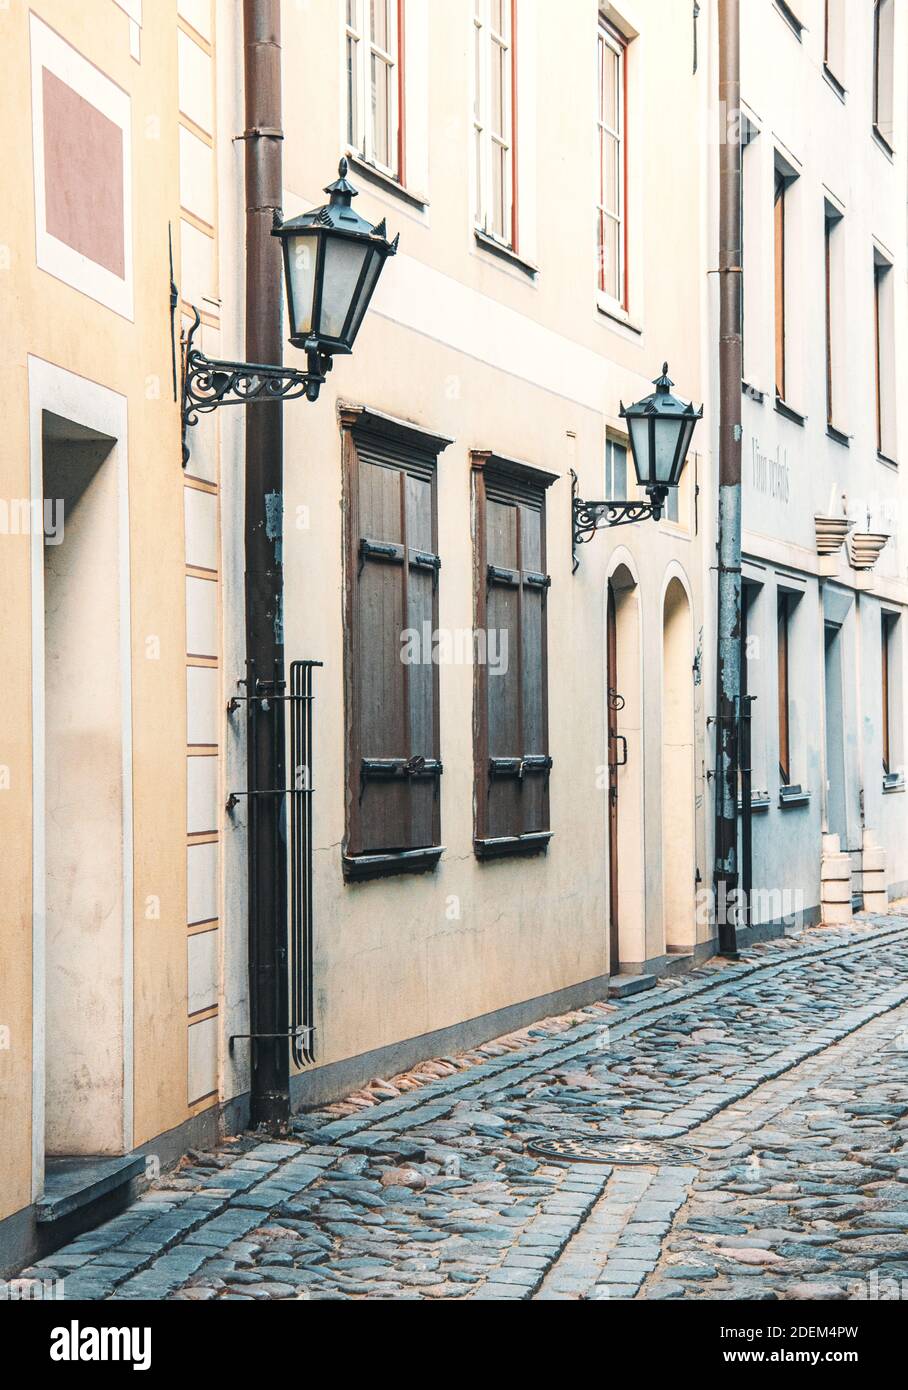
top-left (707, 0), bottom-right (908, 921)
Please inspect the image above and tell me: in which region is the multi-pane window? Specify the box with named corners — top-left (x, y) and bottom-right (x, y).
top-left (473, 0), bottom-right (516, 246)
top-left (597, 19), bottom-right (626, 304)
top-left (346, 0), bottom-right (402, 179)
top-left (606, 433), bottom-right (678, 521)
top-left (472, 455), bottom-right (556, 858)
top-left (604, 435), bottom-right (627, 501)
top-left (777, 592), bottom-right (792, 785)
top-left (873, 0), bottom-right (894, 148)
top-left (341, 408), bottom-right (451, 879)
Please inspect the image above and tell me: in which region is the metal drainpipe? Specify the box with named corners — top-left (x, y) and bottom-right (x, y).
top-left (713, 0), bottom-right (743, 956)
top-left (244, 0), bottom-right (290, 1131)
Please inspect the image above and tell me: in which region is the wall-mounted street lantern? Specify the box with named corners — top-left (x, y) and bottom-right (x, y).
top-left (181, 158), bottom-right (398, 464)
top-left (572, 364), bottom-right (703, 570)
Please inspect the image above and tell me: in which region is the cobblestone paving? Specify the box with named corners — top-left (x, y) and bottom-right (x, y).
top-left (16, 915), bottom-right (908, 1301)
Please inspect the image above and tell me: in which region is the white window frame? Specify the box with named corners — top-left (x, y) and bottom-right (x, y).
top-left (597, 19), bottom-right (626, 309)
top-left (473, 0), bottom-right (515, 247)
top-left (604, 434), bottom-right (628, 501)
top-left (873, 0), bottom-right (895, 149)
top-left (346, 0), bottom-right (401, 179)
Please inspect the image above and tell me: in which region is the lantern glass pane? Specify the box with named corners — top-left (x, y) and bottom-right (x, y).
top-left (286, 233), bottom-right (318, 337)
top-left (347, 246), bottom-right (384, 344)
top-left (653, 415), bottom-right (685, 483)
top-left (627, 415), bottom-right (652, 486)
top-left (675, 417), bottom-right (696, 480)
top-left (320, 235), bottom-right (370, 342)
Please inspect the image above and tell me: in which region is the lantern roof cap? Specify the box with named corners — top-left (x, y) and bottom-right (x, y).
top-left (272, 159), bottom-right (398, 248)
top-left (619, 363), bottom-right (703, 420)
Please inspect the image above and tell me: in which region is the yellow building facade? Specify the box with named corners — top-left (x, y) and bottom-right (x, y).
top-left (1, 0), bottom-right (228, 1270)
top-left (1, 0), bottom-right (714, 1271)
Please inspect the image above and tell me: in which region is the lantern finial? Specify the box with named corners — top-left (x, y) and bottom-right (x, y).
top-left (324, 158), bottom-right (359, 207)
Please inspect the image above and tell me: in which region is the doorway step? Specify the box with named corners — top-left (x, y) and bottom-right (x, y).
top-left (36, 1155), bottom-right (145, 1226)
top-left (661, 948), bottom-right (697, 977)
top-left (608, 972), bottom-right (658, 1000)
top-left (820, 833), bottom-right (853, 924)
top-left (858, 830), bottom-right (889, 916)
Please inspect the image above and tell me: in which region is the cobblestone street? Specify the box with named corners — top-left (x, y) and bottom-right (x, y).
top-left (19, 915), bottom-right (908, 1302)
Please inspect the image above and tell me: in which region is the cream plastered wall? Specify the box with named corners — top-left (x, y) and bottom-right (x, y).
top-left (0, 0), bottom-right (196, 1223)
top-left (211, 0), bottom-right (713, 1083)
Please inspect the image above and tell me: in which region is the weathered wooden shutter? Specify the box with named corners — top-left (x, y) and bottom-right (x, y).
top-left (486, 495), bottom-right (523, 838)
top-left (475, 458), bottom-right (554, 855)
top-left (519, 501), bottom-right (551, 836)
top-left (403, 469), bottom-right (441, 847)
top-left (344, 413), bottom-right (447, 875)
top-left (356, 451), bottom-right (410, 852)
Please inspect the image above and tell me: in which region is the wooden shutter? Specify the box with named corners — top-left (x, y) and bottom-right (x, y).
top-left (473, 456), bottom-right (555, 857)
top-left (343, 411), bottom-right (449, 877)
top-left (777, 593), bottom-right (790, 786)
top-left (520, 500), bottom-right (550, 835)
top-left (485, 495), bottom-right (523, 838)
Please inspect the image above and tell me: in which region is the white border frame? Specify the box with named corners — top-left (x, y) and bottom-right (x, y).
top-left (29, 13), bottom-right (134, 321)
top-left (28, 355), bottom-right (134, 1196)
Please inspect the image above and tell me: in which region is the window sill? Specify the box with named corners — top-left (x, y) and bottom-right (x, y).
top-left (475, 832), bottom-right (551, 862)
top-left (345, 153), bottom-right (429, 212)
top-left (737, 793), bottom-right (771, 813)
top-left (822, 64), bottom-right (846, 103)
top-left (872, 127), bottom-right (895, 160)
top-left (343, 845), bottom-right (444, 882)
top-left (883, 773), bottom-right (905, 793)
top-left (773, 0), bottom-right (804, 41)
top-left (877, 450), bottom-right (898, 470)
top-left (827, 422), bottom-right (850, 447)
top-left (775, 395), bottom-right (806, 426)
top-left (742, 380), bottom-right (766, 404)
top-left (779, 784), bottom-right (811, 808)
top-left (596, 296), bottom-right (642, 335)
top-left (473, 229), bottom-right (538, 280)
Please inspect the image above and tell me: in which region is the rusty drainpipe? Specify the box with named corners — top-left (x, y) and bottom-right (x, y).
top-left (243, 0), bottom-right (290, 1130)
top-left (713, 0), bottom-right (743, 956)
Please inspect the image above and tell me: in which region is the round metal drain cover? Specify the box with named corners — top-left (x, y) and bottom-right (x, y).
top-left (526, 1134), bottom-right (705, 1166)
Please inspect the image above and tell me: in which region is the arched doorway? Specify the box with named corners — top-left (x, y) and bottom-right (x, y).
top-left (606, 563), bottom-right (644, 971)
top-left (662, 576), bottom-right (696, 954)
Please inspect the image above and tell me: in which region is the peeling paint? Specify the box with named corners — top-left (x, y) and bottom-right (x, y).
top-left (265, 490), bottom-right (283, 564)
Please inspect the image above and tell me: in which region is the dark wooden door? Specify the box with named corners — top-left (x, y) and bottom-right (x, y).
top-left (607, 583), bottom-right (620, 969)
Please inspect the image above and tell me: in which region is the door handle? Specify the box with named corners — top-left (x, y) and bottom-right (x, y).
top-left (609, 733), bottom-right (628, 768)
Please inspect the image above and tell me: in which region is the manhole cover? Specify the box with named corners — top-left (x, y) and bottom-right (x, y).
top-left (526, 1134), bottom-right (706, 1166)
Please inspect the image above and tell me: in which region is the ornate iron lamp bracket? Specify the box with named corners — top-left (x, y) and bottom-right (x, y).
top-left (571, 469), bottom-right (665, 572)
top-left (180, 306), bottom-right (333, 466)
